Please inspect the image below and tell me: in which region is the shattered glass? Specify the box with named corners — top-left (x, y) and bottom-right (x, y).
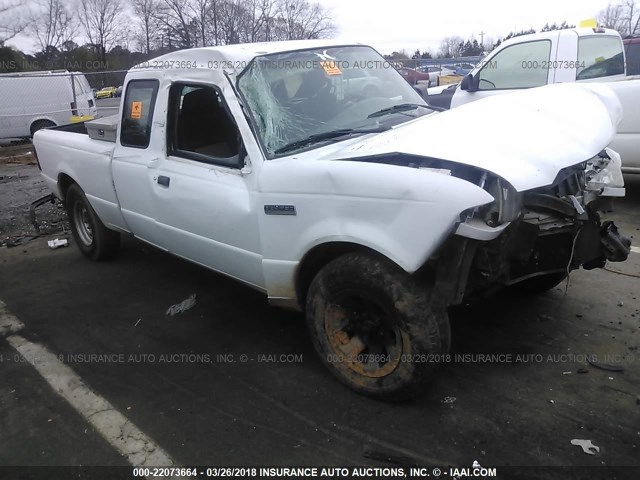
top-left (237, 46), bottom-right (430, 156)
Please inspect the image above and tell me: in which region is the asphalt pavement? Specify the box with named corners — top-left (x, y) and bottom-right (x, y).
top-left (0, 163), bottom-right (639, 473)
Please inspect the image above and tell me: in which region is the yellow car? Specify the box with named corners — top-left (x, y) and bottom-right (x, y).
top-left (95, 87), bottom-right (117, 99)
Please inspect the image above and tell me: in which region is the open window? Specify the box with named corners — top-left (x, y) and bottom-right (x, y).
top-left (167, 83), bottom-right (242, 168)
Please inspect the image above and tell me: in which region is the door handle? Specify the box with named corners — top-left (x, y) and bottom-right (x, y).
top-left (157, 175), bottom-right (170, 187)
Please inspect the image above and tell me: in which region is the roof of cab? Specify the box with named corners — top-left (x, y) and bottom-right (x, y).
top-left (131, 39), bottom-right (365, 75)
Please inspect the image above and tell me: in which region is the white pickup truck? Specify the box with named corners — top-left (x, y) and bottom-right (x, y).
top-left (33, 40), bottom-right (632, 399)
top-left (426, 27), bottom-right (640, 173)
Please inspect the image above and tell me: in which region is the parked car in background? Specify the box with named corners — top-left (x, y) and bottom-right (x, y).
top-left (33, 40), bottom-right (631, 399)
top-left (427, 27), bottom-right (640, 173)
top-left (0, 70), bottom-right (96, 139)
top-left (95, 86), bottom-right (117, 99)
top-left (624, 37), bottom-right (640, 75)
top-left (397, 67), bottom-right (431, 85)
top-left (417, 65), bottom-right (455, 86)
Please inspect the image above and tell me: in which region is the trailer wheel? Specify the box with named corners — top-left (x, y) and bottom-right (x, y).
top-left (30, 120), bottom-right (55, 136)
top-left (306, 252), bottom-right (449, 400)
top-left (66, 183), bottom-right (120, 261)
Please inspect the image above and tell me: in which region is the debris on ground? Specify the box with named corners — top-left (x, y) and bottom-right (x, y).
top-left (562, 371), bottom-right (572, 375)
top-left (587, 356), bottom-right (625, 373)
top-left (577, 368), bottom-right (589, 374)
top-left (571, 439), bottom-right (600, 455)
top-left (472, 460), bottom-right (482, 468)
top-left (362, 449), bottom-right (415, 465)
top-left (618, 301), bottom-right (624, 307)
top-left (443, 396), bottom-right (456, 404)
top-left (47, 238), bottom-right (68, 249)
top-left (166, 294), bottom-right (197, 316)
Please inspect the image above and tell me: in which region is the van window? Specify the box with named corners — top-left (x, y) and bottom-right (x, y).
top-left (625, 42), bottom-right (640, 75)
top-left (120, 79), bottom-right (159, 149)
top-left (167, 83), bottom-right (240, 167)
top-left (576, 36), bottom-right (625, 80)
top-left (478, 40), bottom-right (551, 90)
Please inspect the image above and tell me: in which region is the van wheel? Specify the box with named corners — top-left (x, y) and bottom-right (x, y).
top-left (306, 252), bottom-right (449, 400)
top-left (65, 183), bottom-right (120, 261)
top-left (30, 120), bottom-right (55, 136)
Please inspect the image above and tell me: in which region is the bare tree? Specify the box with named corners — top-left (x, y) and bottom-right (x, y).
top-left (78, 0), bottom-right (123, 65)
top-left (625, 0), bottom-right (640, 36)
top-left (276, 0), bottom-right (333, 40)
top-left (157, 0), bottom-right (195, 48)
top-left (599, 3), bottom-right (627, 33)
top-left (133, 0), bottom-right (162, 54)
top-left (438, 36), bottom-right (463, 58)
top-left (189, 0), bottom-right (210, 46)
top-left (0, 0), bottom-right (26, 45)
top-left (29, 0), bottom-right (77, 55)
top-left (598, 0), bottom-right (640, 36)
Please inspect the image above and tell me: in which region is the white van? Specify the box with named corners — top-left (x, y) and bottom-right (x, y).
top-left (0, 70), bottom-right (97, 139)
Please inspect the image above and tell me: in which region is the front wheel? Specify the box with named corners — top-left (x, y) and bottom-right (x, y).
top-left (66, 183), bottom-right (120, 261)
top-left (305, 253), bottom-right (450, 400)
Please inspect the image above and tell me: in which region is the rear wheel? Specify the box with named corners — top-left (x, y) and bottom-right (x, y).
top-left (305, 252), bottom-right (450, 400)
top-left (66, 183), bottom-right (120, 261)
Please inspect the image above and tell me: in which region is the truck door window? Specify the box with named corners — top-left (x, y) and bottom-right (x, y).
top-left (478, 40), bottom-right (551, 90)
top-left (577, 36), bottom-right (625, 80)
top-left (167, 83), bottom-right (240, 168)
top-left (120, 79), bottom-right (159, 148)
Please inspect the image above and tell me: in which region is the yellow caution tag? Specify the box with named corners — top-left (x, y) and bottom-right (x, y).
top-left (320, 61), bottom-right (342, 75)
top-left (131, 101), bottom-right (142, 119)
top-left (578, 18), bottom-right (597, 28)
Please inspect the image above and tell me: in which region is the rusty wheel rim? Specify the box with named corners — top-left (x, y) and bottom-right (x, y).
top-left (324, 290), bottom-right (403, 378)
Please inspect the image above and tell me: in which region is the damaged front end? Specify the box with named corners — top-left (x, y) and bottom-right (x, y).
top-left (431, 148), bottom-right (631, 305)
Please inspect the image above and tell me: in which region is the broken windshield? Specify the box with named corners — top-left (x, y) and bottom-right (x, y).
top-left (237, 45), bottom-right (432, 157)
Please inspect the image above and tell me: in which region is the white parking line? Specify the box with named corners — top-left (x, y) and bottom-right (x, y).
top-left (631, 246), bottom-right (640, 254)
top-left (0, 300), bottom-right (175, 469)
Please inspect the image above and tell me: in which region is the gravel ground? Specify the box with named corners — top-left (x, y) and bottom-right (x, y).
top-left (0, 152), bottom-right (69, 248)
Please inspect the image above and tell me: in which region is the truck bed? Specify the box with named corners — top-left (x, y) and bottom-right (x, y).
top-left (33, 128), bottom-right (126, 230)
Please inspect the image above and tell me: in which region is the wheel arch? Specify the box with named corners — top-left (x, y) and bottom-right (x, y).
top-left (29, 117), bottom-right (57, 136)
top-left (295, 241), bottom-right (402, 309)
top-left (57, 172), bottom-right (78, 201)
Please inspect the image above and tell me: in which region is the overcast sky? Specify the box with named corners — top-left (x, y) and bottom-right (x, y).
top-left (318, 0), bottom-right (615, 54)
top-left (7, 0), bottom-right (616, 55)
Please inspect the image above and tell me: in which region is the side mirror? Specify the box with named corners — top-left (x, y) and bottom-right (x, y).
top-left (460, 73), bottom-right (477, 92)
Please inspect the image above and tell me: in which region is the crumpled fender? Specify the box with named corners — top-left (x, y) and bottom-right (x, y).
top-left (258, 158), bottom-right (494, 273)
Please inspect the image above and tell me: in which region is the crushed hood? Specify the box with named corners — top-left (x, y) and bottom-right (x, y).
top-left (319, 83), bottom-right (623, 192)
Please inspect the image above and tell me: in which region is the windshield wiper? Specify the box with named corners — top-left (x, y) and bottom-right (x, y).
top-left (274, 126), bottom-right (390, 155)
top-left (367, 103), bottom-right (445, 118)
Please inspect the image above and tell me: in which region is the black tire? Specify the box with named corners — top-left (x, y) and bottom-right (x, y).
top-left (65, 183), bottom-right (120, 261)
top-left (30, 120), bottom-right (55, 136)
top-left (507, 272), bottom-right (568, 295)
top-left (305, 252), bottom-right (450, 400)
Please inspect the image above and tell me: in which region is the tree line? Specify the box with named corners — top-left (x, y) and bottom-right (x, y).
top-left (0, 0), bottom-right (335, 76)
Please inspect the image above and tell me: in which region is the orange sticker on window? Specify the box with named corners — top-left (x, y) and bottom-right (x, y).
top-left (320, 61), bottom-right (342, 75)
top-left (131, 101), bottom-right (142, 119)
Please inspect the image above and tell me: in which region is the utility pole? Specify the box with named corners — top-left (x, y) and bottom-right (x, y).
top-left (479, 31), bottom-right (485, 48)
